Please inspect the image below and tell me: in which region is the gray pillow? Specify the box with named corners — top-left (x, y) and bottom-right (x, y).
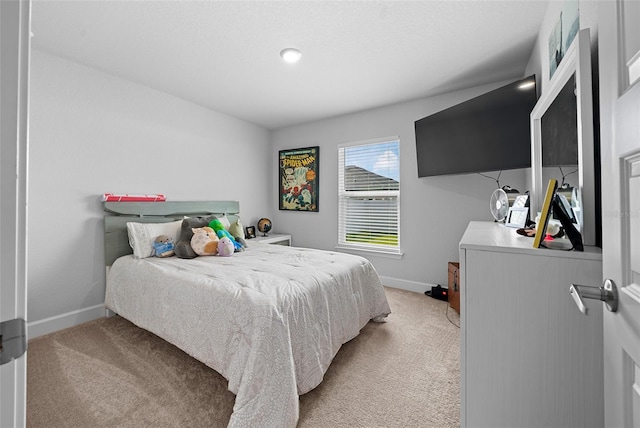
top-left (174, 215), bottom-right (215, 259)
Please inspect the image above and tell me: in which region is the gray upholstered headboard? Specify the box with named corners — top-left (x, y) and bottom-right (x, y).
top-left (104, 200), bottom-right (240, 266)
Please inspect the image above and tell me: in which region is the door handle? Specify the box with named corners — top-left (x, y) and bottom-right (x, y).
top-left (569, 279), bottom-right (618, 315)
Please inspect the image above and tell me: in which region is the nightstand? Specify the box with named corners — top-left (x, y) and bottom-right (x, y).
top-left (252, 234), bottom-right (291, 246)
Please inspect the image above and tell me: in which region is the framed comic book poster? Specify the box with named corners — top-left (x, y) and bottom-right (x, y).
top-left (279, 146), bottom-right (319, 211)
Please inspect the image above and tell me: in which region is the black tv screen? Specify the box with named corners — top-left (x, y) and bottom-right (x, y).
top-left (415, 75), bottom-right (537, 178)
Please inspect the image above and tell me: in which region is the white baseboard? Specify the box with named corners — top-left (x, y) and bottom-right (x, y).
top-left (379, 276), bottom-right (437, 294)
top-left (27, 303), bottom-right (106, 339)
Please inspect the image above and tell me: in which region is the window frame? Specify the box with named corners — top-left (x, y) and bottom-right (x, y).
top-left (336, 137), bottom-right (402, 258)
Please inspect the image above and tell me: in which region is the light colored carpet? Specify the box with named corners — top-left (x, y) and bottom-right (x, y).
top-left (27, 287), bottom-right (460, 427)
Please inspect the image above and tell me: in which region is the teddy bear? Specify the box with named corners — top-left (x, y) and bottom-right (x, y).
top-left (153, 235), bottom-right (175, 258)
top-left (209, 218), bottom-right (243, 251)
top-left (190, 227), bottom-right (219, 256)
top-left (174, 215), bottom-right (215, 259)
top-left (228, 217), bottom-right (245, 240)
top-left (217, 236), bottom-right (235, 257)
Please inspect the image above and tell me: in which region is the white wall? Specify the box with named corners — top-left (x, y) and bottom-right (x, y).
top-left (524, 1), bottom-right (598, 98)
top-left (271, 83), bottom-right (527, 292)
top-left (27, 50), bottom-right (272, 334)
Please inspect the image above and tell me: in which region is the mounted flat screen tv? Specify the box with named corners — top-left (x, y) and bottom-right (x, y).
top-left (415, 75), bottom-right (537, 178)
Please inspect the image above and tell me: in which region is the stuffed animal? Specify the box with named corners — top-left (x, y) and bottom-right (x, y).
top-left (235, 236), bottom-right (248, 250)
top-left (209, 218), bottom-right (243, 251)
top-left (228, 217), bottom-right (245, 240)
top-left (174, 215), bottom-right (215, 259)
top-left (153, 235), bottom-right (175, 257)
top-left (190, 227), bottom-right (219, 256)
top-left (217, 236), bottom-right (235, 257)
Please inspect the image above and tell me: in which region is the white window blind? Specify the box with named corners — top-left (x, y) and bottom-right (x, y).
top-left (338, 138), bottom-right (401, 255)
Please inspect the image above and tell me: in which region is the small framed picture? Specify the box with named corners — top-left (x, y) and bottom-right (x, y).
top-left (533, 179), bottom-right (559, 248)
top-left (245, 226), bottom-right (256, 239)
top-left (505, 207), bottom-right (529, 228)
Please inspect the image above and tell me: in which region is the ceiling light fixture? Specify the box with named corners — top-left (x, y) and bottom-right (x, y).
top-left (518, 80), bottom-right (535, 90)
top-left (280, 48), bottom-right (302, 64)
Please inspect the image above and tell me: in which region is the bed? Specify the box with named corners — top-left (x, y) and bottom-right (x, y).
top-left (103, 201), bottom-right (391, 427)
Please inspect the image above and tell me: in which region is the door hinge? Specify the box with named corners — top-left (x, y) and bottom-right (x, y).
top-left (0, 318), bottom-right (27, 365)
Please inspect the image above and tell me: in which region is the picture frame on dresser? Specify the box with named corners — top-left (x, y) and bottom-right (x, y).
top-left (505, 207), bottom-right (529, 228)
top-left (533, 178), bottom-right (558, 248)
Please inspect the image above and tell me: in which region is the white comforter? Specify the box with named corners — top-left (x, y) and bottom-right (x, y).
top-left (105, 242), bottom-right (391, 427)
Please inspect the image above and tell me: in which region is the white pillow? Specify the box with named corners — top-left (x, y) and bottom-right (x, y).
top-left (126, 220), bottom-right (182, 259)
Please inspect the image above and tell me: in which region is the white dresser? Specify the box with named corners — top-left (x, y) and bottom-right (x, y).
top-left (459, 221), bottom-right (603, 428)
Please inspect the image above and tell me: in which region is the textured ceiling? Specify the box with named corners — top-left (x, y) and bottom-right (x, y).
top-left (31, 0), bottom-right (549, 130)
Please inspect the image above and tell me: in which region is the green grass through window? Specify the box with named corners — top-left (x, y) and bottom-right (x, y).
top-left (346, 232), bottom-right (398, 246)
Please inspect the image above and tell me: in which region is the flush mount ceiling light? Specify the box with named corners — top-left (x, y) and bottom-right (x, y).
top-left (280, 48), bottom-right (302, 64)
top-left (518, 80), bottom-right (535, 90)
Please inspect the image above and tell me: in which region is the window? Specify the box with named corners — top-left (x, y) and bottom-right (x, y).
top-left (337, 137), bottom-right (401, 256)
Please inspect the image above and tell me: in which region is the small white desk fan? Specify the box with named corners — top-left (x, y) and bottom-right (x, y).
top-left (490, 186), bottom-right (522, 222)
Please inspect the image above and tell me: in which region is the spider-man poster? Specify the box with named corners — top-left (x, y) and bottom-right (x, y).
top-left (279, 146), bottom-right (319, 212)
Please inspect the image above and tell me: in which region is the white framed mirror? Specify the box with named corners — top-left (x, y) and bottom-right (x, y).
top-left (530, 28), bottom-right (596, 246)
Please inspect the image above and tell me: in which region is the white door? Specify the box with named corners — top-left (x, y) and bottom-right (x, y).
top-left (0, 0), bottom-right (30, 426)
top-left (598, 1), bottom-right (640, 426)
